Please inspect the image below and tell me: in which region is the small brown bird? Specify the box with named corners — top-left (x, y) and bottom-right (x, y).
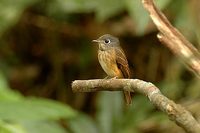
top-left (93, 34), bottom-right (132, 105)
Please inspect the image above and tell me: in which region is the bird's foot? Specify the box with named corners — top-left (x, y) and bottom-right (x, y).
top-left (111, 76), bottom-right (118, 79)
top-left (103, 76), bottom-right (118, 80)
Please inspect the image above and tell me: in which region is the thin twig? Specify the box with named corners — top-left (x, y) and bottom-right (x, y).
top-left (72, 79), bottom-right (200, 133)
top-left (142, 0), bottom-right (200, 77)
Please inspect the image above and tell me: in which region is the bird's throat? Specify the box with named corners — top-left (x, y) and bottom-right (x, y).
top-left (99, 43), bottom-right (106, 51)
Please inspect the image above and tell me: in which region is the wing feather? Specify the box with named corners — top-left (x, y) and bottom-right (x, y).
top-left (115, 47), bottom-right (130, 78)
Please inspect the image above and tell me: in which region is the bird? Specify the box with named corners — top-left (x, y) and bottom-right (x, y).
top-left (93, 34), bottom-right (132, 105)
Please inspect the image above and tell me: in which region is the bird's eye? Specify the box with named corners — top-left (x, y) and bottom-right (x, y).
top-left (104, 39), bottom-right (110, 44)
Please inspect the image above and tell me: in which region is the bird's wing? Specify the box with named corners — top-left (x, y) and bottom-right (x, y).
top-left (115, 47), bottom-right (130, 78)
top-left (115, 46), bottom-right (132, 105)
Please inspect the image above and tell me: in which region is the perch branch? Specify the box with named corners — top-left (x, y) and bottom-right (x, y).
top-left (142, 0), bottom-right (200, 77)
top-left (72, 79), bottom-right (200, 133)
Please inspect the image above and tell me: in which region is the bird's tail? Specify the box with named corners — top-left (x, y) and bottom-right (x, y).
top-left (123, 91), bottom-right (132, 106)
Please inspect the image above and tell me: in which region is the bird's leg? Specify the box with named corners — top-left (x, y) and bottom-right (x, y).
top-left (104, 76), bottom-right (110, 79)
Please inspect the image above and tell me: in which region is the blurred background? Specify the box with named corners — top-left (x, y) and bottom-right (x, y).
top-left (0, 0), bottom-right (200, 133)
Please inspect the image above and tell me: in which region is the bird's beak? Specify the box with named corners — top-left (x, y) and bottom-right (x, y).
top-left (92, 39), bottom-right (100, 43)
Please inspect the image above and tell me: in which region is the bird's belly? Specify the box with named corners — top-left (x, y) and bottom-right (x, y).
top-left (98, 50), bottom-right (122, 78)
top-left (99, 59), bottom-right (117, 77)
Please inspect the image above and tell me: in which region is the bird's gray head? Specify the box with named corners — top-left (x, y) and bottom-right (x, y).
top-left (92, 34), bottom-right (120, 51)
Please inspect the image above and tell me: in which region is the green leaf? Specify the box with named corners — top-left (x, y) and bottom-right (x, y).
top-left (19, 121), bottom-right (67, 133)
top-left (0, 73), bottom-right (23, 101)
top-left (68, 114), bottom-right (99, 133)
top-left (0, 120), bottom-right (26, 133)
top-left (96, 92), bottom-right (123, 133)
top-left (0, 98), bottom-right (77, 121)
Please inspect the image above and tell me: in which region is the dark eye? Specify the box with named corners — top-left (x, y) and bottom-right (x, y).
top-left (104, 39), bottom-right (111, 44)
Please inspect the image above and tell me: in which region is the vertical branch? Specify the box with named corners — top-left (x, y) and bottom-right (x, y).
top-left (142, 0), bottom-right (200, 77)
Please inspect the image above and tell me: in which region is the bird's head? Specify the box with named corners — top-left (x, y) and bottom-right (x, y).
top-left (92, 34), bottom-right (120, 51)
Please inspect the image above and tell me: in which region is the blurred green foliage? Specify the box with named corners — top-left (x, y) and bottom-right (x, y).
top-left (0, 0), bottom-right (173, 36)
top-left (0, 0), bottom-right (199, 133)
top-left (0, 71), bottom-right (76, 132)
